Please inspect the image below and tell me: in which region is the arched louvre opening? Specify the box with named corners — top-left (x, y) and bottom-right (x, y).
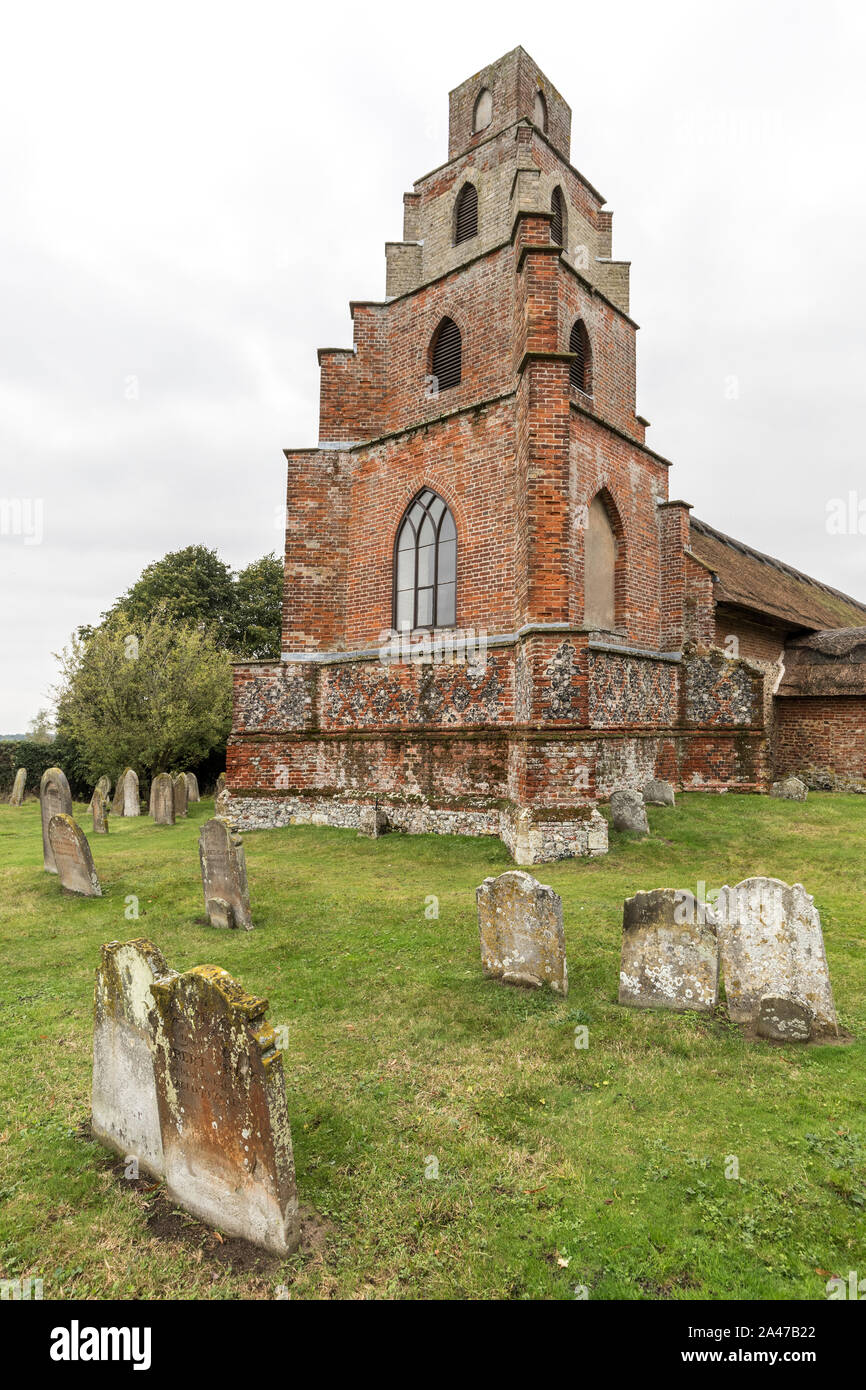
top-left (550, 186), bottom-right (565, 247)
top-left (454, 183), bottom-right (478, 243)
top-left (431, 317), bottom-right (462, 391)
top-left (569, 318), bottom-right (591, 393)
top-left (395, 490), bottom-right (457, 630)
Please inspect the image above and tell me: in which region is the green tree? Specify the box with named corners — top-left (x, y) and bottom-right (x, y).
top-left (109, 545), bottom-right (237, 641)
top-left (54, 607), bottom-right (233, 781)
top-left (232, 552), bottom-right (282, 659)
top-left (25, 708), bottom-right (55, 744)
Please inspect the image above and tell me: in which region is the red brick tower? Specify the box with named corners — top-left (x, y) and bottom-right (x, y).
top-left (228, 48), bottom-right (768, 861)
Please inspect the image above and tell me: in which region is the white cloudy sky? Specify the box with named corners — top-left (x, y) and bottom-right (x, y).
top-left (1, 0), bottom-right (864, 730)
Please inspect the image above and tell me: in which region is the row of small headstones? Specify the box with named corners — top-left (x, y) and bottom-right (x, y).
top-left (92, 864), bottom-right (839, 1256)
top-left (478, 869), bottom-right (838, 1043)
top-left (38, 767), bottom-right (249, 930)
top-left (608, 776), bottom-right (809, 835)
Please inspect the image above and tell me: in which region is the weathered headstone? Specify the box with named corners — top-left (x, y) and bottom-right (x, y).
top-left (357, 804), bottom-right (388, 838)
top-left (149, 773), bottom-right (175, 825)
top-left (716, 878), bottom-right (837, 1034)
top-left (215, 785), bottom-right (231, 819)
top-left (10, 767), bottom-right (27, 806)
top-left (89, 775), bottom-right (111, 812)
top-left (755, 993), bottom-right (813, 1043)
top-left (770, 776), bottom-right (808, 802)
top-left (91, 939), bottom-right (176, 1177)
top-left (40, 767), bottom-right (73, 873)
top-left (173, 773), bottom-right (189, 818)
top-left (643, 778), bottom-right (676, 807)
top-left (184, 771), bottom-right (200, 803)
top-left (199, 817), bottom-right (253, 930)
top-left (91, 787), bottom-right (109, 835)
top-left (610, 788), bottom-right (649, 834)
top-left (476, 870), bottom-right (568, 994)
top-left (216, 772), bottom-right (226, 797)
top-left (149, 965), bottom-right (299, 1254)
top-left (48, 813), bottom-right (102, 897)
top-left (113, 768), bottom-right (140, 817)
top-left (618, 889), bottom-right (718, 1012)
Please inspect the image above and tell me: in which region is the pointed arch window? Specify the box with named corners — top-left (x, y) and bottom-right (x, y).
top-left (533, 90), bottom-right (548, 132)
top-left (584, 493), bottom-right (623, 631)
top-left (394, 490), bottom-right (457, 629)
top-left (569, 318), bottom-right (592, 393)
top-left (473, 88), bottom-right (492, 132)
top-left (550, 186), bottom-right (565, 247)
top-left (430, 316), bottom-right (462, 391)
top-left (454, 183), bottom-right (478, 244)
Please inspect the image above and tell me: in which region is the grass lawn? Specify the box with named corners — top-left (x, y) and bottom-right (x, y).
top-left (0, 792), bottom-right (864, 1301)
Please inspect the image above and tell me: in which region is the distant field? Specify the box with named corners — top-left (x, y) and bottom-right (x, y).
top-left (0, 792), bottom-right (863, 1300)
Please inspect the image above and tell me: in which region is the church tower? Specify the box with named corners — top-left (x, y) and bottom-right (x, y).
top-left (227, 48), bottom-right (768, 862)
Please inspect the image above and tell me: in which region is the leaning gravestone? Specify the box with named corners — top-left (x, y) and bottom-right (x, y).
top-left (48, 814), bottom-right (102, 897)
top-left (643, 778), bottom-right (676, 807)
top-left (770, 777), bottom-right (808, 802)
top-left (149, 965), bottom-right (300, 1254)
top-left (184, 771), bottom-right (200, 803)
top-left (91, 787), bottom-right (109, 835)
top-left (91, 939), bottom-right (176, 1177)
top-left (618, 889), bottom-right (718, 1013)
top-left (10, 767), bottom-right (27, 806)
top-left (40, 767), bottom-right (73, 873)
top-left (715, 878), bottom-right (838, 1035)
top-left (199, 817), bottom-right (253, 930)
top-left (173, 773), bottom-right (189, 819)
top-left (610, 789), bottom-right (649, 834)
top-left (149, 773), bottom-right (175, 825)
top-left (113, 768), bottom-right (140, 817)
top-left (476, 870), bottom-right (568, 994)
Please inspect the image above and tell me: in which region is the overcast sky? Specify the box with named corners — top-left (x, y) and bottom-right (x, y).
top-left (1, 0), bottom-right (864, 730)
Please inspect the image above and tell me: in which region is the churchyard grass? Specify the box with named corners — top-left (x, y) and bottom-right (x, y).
top-left (1, 793), bottom-right (864, 1300)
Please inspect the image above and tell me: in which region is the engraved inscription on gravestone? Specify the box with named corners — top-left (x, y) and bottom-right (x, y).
top-left (40, 767), bottom-right (73, 873)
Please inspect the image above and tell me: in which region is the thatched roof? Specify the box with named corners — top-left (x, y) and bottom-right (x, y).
top-left (689, 518), bottom-right (866, 634)
top-left (778, 626), bottom-right (866, 696)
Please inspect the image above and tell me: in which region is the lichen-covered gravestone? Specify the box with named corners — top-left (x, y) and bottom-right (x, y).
top-left (476, 870), bottom-right (568, 994)
top-left (755, 994), bottom-right (813, 1043)
top-left (216, 772), bottom-right (226, 796)
top-left (610, 789), bottom-right (649, 834)
top-left (173, 773), bottom-right (188, 819)
top-left (715, 878), bottom-right (838, 1036)
top-left (10, 767), bottom-right (26, 806)
top-left (91, 939), bottom-right (176, 1177)
top-left (89, 775), bottom-right (111, 812)
top-left (48, 813), bottom-right (102, 897)
top-left (357, 804), bottom-right (388, 838)
top-left (618, 889), bottom-right (718, 1012)
top-left (184, 771), bottom-right (200, 803)
top-left (199, 817), bottom-right (253, 929)
top-left (643, 778), bottom-right (675, 807)
top-left (91, 787), bottom-right (109, 835)
top-left (149, 965), bottom-right (299, 1254)
top-left (770, 777), bottom-right (808, 801)
top-left (113, 768), bottom-right (140, 817)
top-left (149, 773), bottom-right (175, 825)
top-left (40, 767), bottom-right (73, 873)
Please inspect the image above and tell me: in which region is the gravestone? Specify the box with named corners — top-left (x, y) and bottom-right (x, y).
top-left (476, 870), bottom-right (568, 994)
top-left (770, 777), bottom-right (808, 802)
top-left (10, 767), bottom-right (26, 805)
top-left (173, 773), bottom-right (188, 818)
top-left (40, 767), bottom-right (73, 873)
top-left (91, 939), bottom-right (176, 1177)
top-left (89, 775), bottom-right (111, 812)
top-left (643, 778), bottom-right (676, 807)
top-left (199, 818), bottom-right (253, 930)
top-left (184, 772), bottom-right (200, 803)
top-left (755, 994), bottom-right (813, 1043)
top-left (618, 889), bottom-right (718, 1013)
top-left (149, 773), bottom-right (175, 825)
top-left (610, 789), bottom-right (649, 834)
top-left (149, 965), bottom-right (300, 1254)
top-left (91, 787), bottom-right (109, 835)
top-left (357, 804), bottom-right (388, 838)
top-left (215, 786), bottom-right (231, 819)
top-left (715, 878), bottom-right (838, 1035)
top-left (48, 814), bottom-right (102, 897)
top-left (216, 772), bottom-right (226, 796)
top-left (113, 768), bottom-right (140, 817)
